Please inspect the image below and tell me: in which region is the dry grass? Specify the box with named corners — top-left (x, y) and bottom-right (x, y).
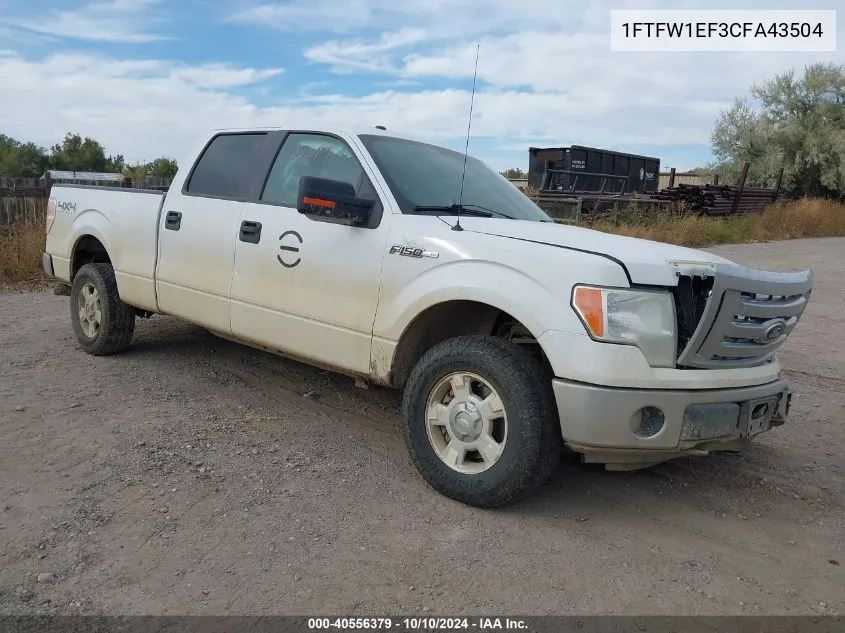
top-left (586, 197), bottom-right (845, 247)
top-left (0, 198), bottom-right (843, 289)
top-left (0, 217), bottom-right (48, 289)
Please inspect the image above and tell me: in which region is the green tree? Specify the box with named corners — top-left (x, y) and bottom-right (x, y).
top-left (147, 157), bottom-right (178, 179)
top-left (47, 133), bottom-right (123, 173)
top-left (122, 157), bottom-right (178, 185)
top-left (500, 167), bottom-right (527, 179)
top-left (689, 166), bottom-right (714, 175)
top-left (15, 142), bottom-right (49, 178)
top-left (710, 62), bottom-right (845, 197)
top-left (123, 162), bottom-right (148, 183)
top-left (0, 134), bottom-right (49, 177)
top-left (105, 154), bottom-right (126, 173)
top-left (48, 133), bottom-right (108, 171)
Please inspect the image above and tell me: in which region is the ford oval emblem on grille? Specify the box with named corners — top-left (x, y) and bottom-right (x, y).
top-left (758, 320), bottom-right (787, 343)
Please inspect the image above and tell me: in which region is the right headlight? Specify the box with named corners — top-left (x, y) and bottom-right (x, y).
top-left (571, 285), bottom-right (678, 368)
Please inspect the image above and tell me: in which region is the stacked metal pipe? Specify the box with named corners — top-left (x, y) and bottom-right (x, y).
top-left (650, 184), bottom-right (778, 216)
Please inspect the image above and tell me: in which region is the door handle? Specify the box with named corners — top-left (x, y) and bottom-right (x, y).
top-left (239, 220), bottom-right (262, 244)
top-left (165, 210), bottom-right (182, 231)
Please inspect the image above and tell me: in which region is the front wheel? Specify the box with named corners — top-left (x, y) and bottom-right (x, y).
top-left (401, 335), bottom-right (560, 508)
top-left (70, 263), bottom-right (136, 355)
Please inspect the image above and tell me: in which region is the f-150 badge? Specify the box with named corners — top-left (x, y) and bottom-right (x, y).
top-left (388, 245), bottom-right (439, 258)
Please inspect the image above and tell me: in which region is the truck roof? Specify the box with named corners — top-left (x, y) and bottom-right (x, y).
top-left (205, 124), bottom-right (426, 144)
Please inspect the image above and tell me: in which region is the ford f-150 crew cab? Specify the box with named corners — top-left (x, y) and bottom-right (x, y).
top-left (42, 125), bottom-right (814, 508)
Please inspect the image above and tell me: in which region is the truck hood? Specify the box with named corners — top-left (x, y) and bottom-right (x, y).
top-left (456, 217), bottom-right (734, 286)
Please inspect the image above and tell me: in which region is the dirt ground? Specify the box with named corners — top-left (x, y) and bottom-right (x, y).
top-left (1, 237), bottom-right (843, 616)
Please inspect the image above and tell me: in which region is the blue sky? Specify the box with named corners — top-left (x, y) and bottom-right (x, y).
top-left (0, 0), bottom-right (842, 173)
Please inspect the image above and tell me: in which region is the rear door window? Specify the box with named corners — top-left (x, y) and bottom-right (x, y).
top-left (186, 133), bottom-right (268, 199)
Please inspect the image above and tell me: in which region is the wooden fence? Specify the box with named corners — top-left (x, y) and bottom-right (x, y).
top-left (658, 170), bottom-right (720, 190)
top-left (1, 178), bottom-right (46, 234)
top-left (0, 176), bottom-right (42, 189)
top-left (0, 173), bottom-right (172, 233)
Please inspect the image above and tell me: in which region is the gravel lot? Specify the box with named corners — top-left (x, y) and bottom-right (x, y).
top-left (1, 237), bottom-right (843, 616)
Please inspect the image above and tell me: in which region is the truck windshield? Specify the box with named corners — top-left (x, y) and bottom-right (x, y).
top-left (358, 134), bottom-right (552, 222)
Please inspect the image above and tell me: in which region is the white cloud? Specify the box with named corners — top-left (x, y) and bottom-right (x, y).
top-left (396, 31), bottom-right (838, 109)
top-left (4, 0), bottom-right (843, 173)
top-left (0, 53), bottom-right (288, 161)
top-left (305, 28), bottom-right (429, 74)
top-left (232, 0), bottom-right (665, 38)
top-left (10, 0), bottom-right (169, 43)
top-left (0, 24), bottom-right (58, 46)
top-left (1, 50), bottom-right (722, 169)
top-left (169, 64), bottom-right (284, 88)
top-left (228, 0), bottom-right (374, 32)
top-left (289, 2), bottom-right (843, 113)
top-left (91, 0), bottom-right (160, 9)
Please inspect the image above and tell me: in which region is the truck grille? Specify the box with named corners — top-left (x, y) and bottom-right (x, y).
top-left (674, 263), bottom-right (813, 369)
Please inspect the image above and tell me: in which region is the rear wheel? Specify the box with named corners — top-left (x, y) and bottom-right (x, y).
top-left (401, 335), bottom-right (560, 508)
top-left (70, 263), bottom-right (136, 355)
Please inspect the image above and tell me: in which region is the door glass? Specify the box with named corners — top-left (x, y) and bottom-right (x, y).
top-left (261, 134), bottom-right (365, 207)
top-left (186, 133), bottom-right (268, 199)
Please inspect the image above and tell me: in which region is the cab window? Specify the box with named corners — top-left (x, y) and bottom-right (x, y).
top-left (186, 133), bottom-right (268, 199)
top-left (261, 133), bottom-right (366, 207)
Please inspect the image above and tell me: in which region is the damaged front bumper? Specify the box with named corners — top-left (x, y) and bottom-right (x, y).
top-left (552, 377), bottom-right (791, 470)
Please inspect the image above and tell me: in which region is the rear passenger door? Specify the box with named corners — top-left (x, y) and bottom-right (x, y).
top-left (155, 132), bottom-right (279, 334)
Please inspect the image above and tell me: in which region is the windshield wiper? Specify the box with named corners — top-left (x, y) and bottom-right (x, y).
top-left (410, 204), bottom-right (514, 219)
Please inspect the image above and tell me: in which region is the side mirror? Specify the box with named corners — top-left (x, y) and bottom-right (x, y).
top-left (296, 176), bottom-right (374, 225)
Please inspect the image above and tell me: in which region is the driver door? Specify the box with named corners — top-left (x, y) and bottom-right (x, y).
top-left (229, 131), bottom-right (389, 375)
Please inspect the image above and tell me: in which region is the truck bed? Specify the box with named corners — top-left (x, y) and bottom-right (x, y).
top-left (46, 184), bottom-right (167, 312)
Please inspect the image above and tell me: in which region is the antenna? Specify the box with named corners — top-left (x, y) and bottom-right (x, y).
top-left (453, 42), bottom-right (480, 232)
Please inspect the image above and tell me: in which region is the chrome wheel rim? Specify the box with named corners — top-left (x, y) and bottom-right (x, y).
top-left (77, 282), bottom-right (102, 338)
top-left (425, 371), bottom-right (508, 474)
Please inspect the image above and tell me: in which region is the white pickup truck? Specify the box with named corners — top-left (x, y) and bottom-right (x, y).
top-left (42, 125), bottom-right (813, 507)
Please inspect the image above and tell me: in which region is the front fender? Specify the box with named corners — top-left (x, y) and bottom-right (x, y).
top-left (374, 259), bottom-right (580, 343)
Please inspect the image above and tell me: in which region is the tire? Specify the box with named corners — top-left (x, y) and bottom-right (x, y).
top-left (70, 263), bottom-right (136, 355)
top-left (401, 335), bottom-right (560, 508)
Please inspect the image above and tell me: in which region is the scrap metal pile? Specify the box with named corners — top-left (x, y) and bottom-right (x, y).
top-left (526, 162), bottom-right (784, 219)
top-left (650, 183), bottom-right (779, 216)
